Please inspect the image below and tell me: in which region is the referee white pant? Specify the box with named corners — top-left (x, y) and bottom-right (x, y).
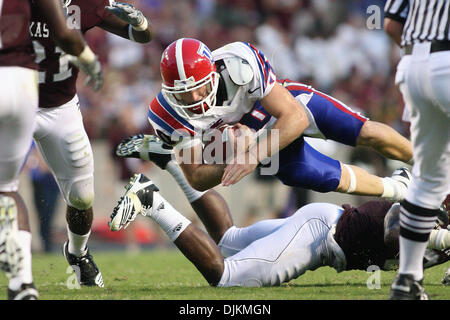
top-left (396, 42), bottom-right (450, 209)
top-left (218, 203), bottom-right (345, 287)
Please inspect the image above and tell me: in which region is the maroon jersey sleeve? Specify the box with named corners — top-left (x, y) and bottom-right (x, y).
top-left (0, 0), bottom-right (36, 69)
top-left (334, 200), bottom-right (398, 271)
top-left (31, 0), bottom-right (112, 108)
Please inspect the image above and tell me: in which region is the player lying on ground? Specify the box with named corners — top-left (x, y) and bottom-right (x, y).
top-left (139, 38), bottom-right (414, 202)
top-left (109, 173), bottom-right (450, 287)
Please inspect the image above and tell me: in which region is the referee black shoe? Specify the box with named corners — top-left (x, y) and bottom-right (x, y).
top-left (63, 241), bottom-right (104, 287)
top-left (389, 273), bottom-right (429, 300)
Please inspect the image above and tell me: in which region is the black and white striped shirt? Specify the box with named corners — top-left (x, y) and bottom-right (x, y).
top-left (384, 0), bottom-right (450, 46)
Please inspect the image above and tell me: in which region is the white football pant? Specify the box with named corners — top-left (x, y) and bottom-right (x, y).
top-left (0, 67), bottom-right (38, 191)
top-left (33, 95), bottom-right (94, 210)
top-left (218, 203), bottom-right (345, 287)
top-left (395, 43), bottom-right (450, 208)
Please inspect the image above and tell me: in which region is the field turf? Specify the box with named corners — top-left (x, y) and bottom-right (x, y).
top-left (1, 249), bottom-right (449, 301)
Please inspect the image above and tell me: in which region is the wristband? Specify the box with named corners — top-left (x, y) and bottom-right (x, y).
top-left (128, 24), bottom-right (136, 42)
top-left (132, 17), bottom-right (148, 32)
top-left (77, 46), bottom-right (95, 64)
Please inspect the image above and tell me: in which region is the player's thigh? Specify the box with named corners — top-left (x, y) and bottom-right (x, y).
top-left (33, 97), bottom-right (94, 201)
top-left (429, 52), bottom-right (450, 117)
top-left (275, 138), bottom-right (341, 192)
top-left (0, 67), bottom-right (38, 191)
top-left (400, 61), bottom-right (450, 207)
top-left (221, 203), bottom-right (342, 287)
top-left (298, 91), bottom-right (367, 146)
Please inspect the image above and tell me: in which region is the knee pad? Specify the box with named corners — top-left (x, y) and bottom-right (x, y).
top-left (66, 176), bottom-right (94, 210)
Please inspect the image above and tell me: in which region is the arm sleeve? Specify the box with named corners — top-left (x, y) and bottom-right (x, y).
top-left (147, 100), bottom-right (202, 150)
top-left (240, 42), bottom-right (277, 99)
top-left (96, 0), bottom-right (114, 20)
top-left (384, 0), bottom-right (409, 23)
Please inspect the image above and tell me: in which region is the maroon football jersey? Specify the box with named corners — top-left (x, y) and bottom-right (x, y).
top-left (0, 0), bottom-right (36, 69)
top-left (30, 0), bottom-right (111, 108)
top-left (334, 200), bottom-right (398, 271)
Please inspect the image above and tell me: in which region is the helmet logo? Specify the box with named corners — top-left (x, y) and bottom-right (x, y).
top-left (174, 76), bottom-right (195, 87)
top-left (197, 43), bottom-right (213, 63)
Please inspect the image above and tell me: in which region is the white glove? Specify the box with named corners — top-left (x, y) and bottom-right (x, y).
top-left (68, 46), bottom-right (104, 92)
top-left (105, 2), bottom-right (148, 31)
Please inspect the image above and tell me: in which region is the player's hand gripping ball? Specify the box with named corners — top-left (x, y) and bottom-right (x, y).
top-left (202, 124), bottom-right (256, 164)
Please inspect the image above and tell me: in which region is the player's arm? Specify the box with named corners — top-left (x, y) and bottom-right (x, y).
top-left (35, 0), bottom-right (86, 55)
top-left (178, 144), bottom-right (226, 192)
top-left (258, 82), bottom-right (309, 156)
top-left (383, 0), bottom-right (408, 47)
top-left (222, 82), bottom-right (309, 186)
top-left (34, 0), bottom-right (103, 91)
top-left (384, 17), bottom-right (404, 47)
top-left (100, 2), bottom-right (152, 43)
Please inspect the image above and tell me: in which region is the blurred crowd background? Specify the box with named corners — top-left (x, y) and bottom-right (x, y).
top-left (21, 0), bottom-right (414, 253)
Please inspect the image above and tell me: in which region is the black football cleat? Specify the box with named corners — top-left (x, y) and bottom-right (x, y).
top-left (8, 282), bottom-right (38, 300)
top-left (423, 248), bottom-right (450, 269)
top-left (389, 273), bottom-right (429, 300)
top-left (63, 241), bottom-right (104, 287)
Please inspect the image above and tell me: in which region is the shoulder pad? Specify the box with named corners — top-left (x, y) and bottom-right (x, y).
top-left (223, 57), bottom-right (253, 86)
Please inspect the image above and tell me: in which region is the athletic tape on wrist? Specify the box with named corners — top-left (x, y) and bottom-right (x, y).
top-left (78, 46), bottom-right (95, 64)
top-left (343, 164), bottom-right (357, 193)
top-left (128, 24), bottom-right (136, 42)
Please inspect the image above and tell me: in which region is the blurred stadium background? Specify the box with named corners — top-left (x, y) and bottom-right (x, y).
top-left (20, 0), bottom-right (412, 253)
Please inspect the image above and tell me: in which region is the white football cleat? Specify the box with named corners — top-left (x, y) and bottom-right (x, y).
top-left (390, 167), bottom-right (412, 188)
top-left (109, 174), bottom-right (159, 231)
top-left (0, 195), bottom-right (23, 278)
top-left (116, 134), bottom-right (174, 169)
top-left (388, 167), bottom-right (412, 201)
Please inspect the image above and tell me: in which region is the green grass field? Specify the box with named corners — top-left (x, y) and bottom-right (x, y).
top-left (1, 249), bottom-right (449, 300)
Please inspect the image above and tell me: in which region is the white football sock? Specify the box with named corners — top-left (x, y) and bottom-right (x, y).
top-left (381, 177), bottom-right (407, 201)
top-left (8, 231), bottom-right (33, 290)
top-left (67, 226), bottom-right (90, 257)
top-left (399, 236), bottom-right (429, 281)
top-left (146, 192), bottom-right (191, 241)
top-left (166, 161), bottom-right (206, 203)
top-left (218, 219), bottom-right (287, 257)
